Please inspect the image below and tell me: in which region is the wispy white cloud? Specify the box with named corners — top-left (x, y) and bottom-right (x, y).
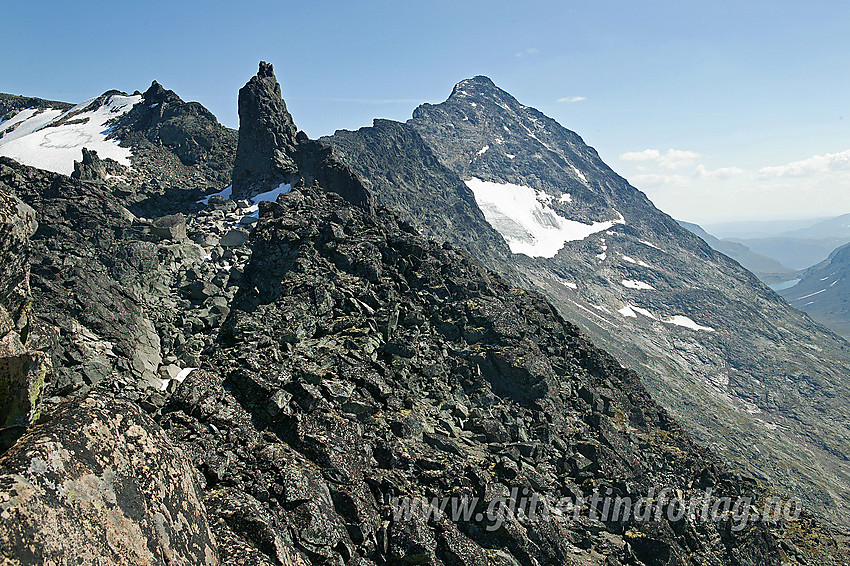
top-left (620, 149), bottom-right (662, 162)
top-left (629, 173), bottom-right (690, 188)
top-left (514, 47), bottom-right (540, 58)
top-left (557, 96), bottom-right (586, 103)
top-left (618, 146), bottom-right (850, 222)
top-left (619, 148), bottom-right (701, 170)
top-left (694, 164), bottom-right (744, 180)
top-left (755, 149), bottom-right (850, 179)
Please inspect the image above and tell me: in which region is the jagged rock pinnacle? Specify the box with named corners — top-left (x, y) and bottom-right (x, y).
top-left (230, 61), bottom-right (299, 199)
top-left (230, 61), bottom-right (375, 212)
top-left (142, 81), bottom-right (181, 105)
top-left (258, 60), bottom-right (275, 78)
top-left (71, 148), bottom-right (106, 182)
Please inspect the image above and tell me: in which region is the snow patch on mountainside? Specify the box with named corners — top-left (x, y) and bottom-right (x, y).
top-left (618, 305), bottom-right (638, 318)
top-left (621, 279), bottom-right (654, 290)
top-left (465, 177), bottom-right (624, 258)
top-left (198, 185), bottom-right (233, 205)
top-left (1, 108), bottom-right (66, 142)
top-left (239, 182), bottom-right (292, 222)
top-left (199, 183), bottom-right (291, 226)
top-left (617, 303), bottom-right (714, 331)
top-left (665, 315), bottom-right (715, 332)
top-left (622, 255), bottom-right (651, 268)
top-left (0, 94), bottom-right (141, 175)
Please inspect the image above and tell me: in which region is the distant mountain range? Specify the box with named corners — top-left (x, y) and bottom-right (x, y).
top-left (699, 215), bottom-right (850, 271)
top-left (677, 221), bottom-right (799, 284)
top-left (781, 241), bottom-right (850, 338)
top-left (680, 219), bottom-right (850, 343)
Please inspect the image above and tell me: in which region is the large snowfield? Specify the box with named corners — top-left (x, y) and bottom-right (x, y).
top-left (465, 177), bottom-right (624, 258)
top-left (0, 94), bottom-right (141, 175)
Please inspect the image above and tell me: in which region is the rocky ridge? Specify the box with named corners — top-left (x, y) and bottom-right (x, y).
top-left (322, 76), bottom-right (850, 526)
top-left (0, 63), bottom-right (847, 564)
top-left (0, 93), bottom-right (73, 125)
top-left (780, 241), bottom-right (850, 338)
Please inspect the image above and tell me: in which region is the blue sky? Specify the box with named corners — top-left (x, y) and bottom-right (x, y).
top-left (2, 0), bottom-right (848, 223)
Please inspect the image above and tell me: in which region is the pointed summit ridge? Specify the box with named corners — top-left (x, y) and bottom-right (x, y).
top-left (141, 81), bottom-right (182, 106)
top-left (230, 61), bottom-right (374, 212)
top-left (450, 75), bottom-right (498, 96)
top-left (230, 61), bottom-right (299, 198)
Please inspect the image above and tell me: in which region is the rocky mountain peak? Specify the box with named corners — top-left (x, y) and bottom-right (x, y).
top-left (141, 80), bottom-right (182, 106)
top-left (332, 73), bottom-right (850, 527)
top-left (450, 75), bottom-right (497, 96)
top-left (230, 61), bottom-right (299, 199)
top-left (257, 60), bottom-right (275, 78)
top-left (230, 61), bottom-right (375, 212)
top-left (443, 75), bottom-right (527, 112)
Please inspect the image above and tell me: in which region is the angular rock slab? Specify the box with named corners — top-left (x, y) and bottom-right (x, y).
top-left (0, 395), bottom-right (218, 565)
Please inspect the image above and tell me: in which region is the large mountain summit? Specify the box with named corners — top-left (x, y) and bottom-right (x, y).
top-left (323, 75), bottom-right (850, 526)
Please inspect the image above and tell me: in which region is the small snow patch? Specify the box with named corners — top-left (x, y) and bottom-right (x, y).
top-left (794, 288), bottom-right (827, 301)
top-left (621, 279), bottom-right (654, 290)
top-left (174, 367), bottom-right (197, 383)
top-left (622, 255), bottom-right (651, 268)
top-left (239, 182), bottom-right (292, 222)
top-left (665, 315), bottom-right (714, 332)
top-left (570, 165), bottom-right (588, 183)
top-left (631, 306), bottom-right (657, 320)
top-left (198, 185), bottom-right (233, 205)
top-left (477, 145), bottom-right (490, 156)
top-left (618, 305), bottom-right (637, 318)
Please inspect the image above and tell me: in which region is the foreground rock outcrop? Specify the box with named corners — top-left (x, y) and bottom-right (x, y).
top-left (0, 394), bottom-right (217, 565)
top-left (154, 182), bottom-right (848, 564)
top-left (0, 187), bottom-right (51, 450)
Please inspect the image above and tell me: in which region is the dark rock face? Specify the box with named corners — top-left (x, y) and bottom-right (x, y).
top-left (320, 119), bottom-right (522, 282)
top-left (0, 156), bottom-right (235, 409)
top-left (325, 75), bottom-right (850, 526)
top-left (0, 394), bottom-right (218, 565)
top-left (230, 62), bottom-right (374, 213)
top-left (71, 147), bottom-right (107, 182)
top-left (1, 157), bottom-right (162, 396)
top-left (231, 61), bottom-right (300, 198)
top-left (0, 187), bottom-right (51, 445)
